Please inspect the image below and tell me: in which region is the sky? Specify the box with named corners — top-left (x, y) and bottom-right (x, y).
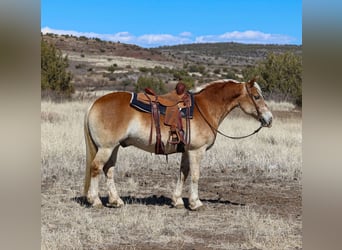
top-left (41, 0), bottom-right (302, 48)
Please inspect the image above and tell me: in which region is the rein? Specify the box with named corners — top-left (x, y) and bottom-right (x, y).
top-left (194, 101), bottom-right (263, 140)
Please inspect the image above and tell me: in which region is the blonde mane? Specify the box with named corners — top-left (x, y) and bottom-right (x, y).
top-left (190, 79), bottom-right (241, 93)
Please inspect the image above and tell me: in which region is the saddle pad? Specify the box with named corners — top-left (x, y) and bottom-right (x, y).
top-left (130, 92), bottom-right (194, 118)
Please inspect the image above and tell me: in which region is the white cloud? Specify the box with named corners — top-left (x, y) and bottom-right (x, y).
top-left (41, 27), bottom-right (295, 47)
top-left (179, 31), bottom-right (192, 37)
top-left (195, 35), bottom-right (217, 43)
top-left (137, 34), bottom-right (192, 46)
top-left (41, 27), bottom-right (99, 39)
top-left (101, 32), bottom-right (135, 43)
top-left (196, 30), bottom-right (294, 44)
top-left (41, 27), bottom-right (135, 43)
top-left (219, 30), bottom-right (292, 44)
top-left (221, 30), bottom-right (270, 39)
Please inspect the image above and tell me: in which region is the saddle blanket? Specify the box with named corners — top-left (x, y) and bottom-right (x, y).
top-left (130, 92), bottom-right (195, 118)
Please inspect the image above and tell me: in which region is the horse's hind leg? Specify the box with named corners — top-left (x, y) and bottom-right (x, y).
top-left (103, 146), bottom-right (124, 207)
top-left (172, 152), bottom-right (190, 208)
top-left (87, 147), bottom-right (113, 207)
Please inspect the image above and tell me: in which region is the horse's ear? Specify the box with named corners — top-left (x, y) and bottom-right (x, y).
top-left (247, 76), bottom-right (259, 87)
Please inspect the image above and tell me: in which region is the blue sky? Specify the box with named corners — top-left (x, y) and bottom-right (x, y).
top-left (41, 0), bottom-right (302, 48)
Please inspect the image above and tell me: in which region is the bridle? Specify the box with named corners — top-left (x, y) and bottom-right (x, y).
top-left (245, 82), bottom-right (263, 119)
top-left (195, 83), bottom-right (263, 140)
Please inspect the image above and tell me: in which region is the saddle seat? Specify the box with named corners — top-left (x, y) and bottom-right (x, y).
top-left (138, 88), bottom-right (190, 108)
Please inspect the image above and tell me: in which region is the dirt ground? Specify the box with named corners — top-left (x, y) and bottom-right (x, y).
top-left (63, 165), bottom-right (301, 250)
top-left (85, 167), bottom-right (301, 249)
top-left (61, 150), bottom-right (301, 249)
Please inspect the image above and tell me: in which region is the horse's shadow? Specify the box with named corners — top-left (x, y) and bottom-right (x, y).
top-left (72, 195), bottom-right (245, 209)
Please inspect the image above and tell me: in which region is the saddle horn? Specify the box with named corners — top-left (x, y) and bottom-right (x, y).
top-left (145, 88), bottom-right (156, 96)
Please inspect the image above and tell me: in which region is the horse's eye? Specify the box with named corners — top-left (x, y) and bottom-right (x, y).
top-left (254, 95), bottom-right (261, 100)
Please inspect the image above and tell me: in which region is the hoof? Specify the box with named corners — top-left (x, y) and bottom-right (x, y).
top-left (87, 196), bottom-right (103, 208)
top-left (172, 197), bottom-right (184, 209)
top-left (107, 198), bottom-right (124, 208)
top-left (172, 203), bottom-right (185, 209)
top-left (189, 200), bottom-right (204, 211)
top-left (91, 200), bottom-right (104, 208)
top-left (93, 203), bottom-right (104, 209)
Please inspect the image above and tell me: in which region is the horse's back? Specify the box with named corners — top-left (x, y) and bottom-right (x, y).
top-left (91, 91), bottom-right (132, 112)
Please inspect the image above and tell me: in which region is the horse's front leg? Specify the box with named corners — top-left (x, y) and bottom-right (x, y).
top-left (188, 147), bottom-right (205, 210)
top-left (172, 152), bottom-right (190, 208)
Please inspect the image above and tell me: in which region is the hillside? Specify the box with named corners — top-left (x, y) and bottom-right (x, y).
top-left (42, 33), bottom-right (302, 94)
top-left (154, 43), bottom-right (302, 68)
top-left (43, 33), bottom-right (170, 62)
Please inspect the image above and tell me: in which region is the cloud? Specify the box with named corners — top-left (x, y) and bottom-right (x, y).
top-left (197, 30), bottom-right (294, 44)
top-left (100, 32), bottom-right (135, 43)
top-left (137, 34), bottom-right (192, 46)
top-left (179, 32), bottom-right (192, 37)
top-left (41, 27), bottom-right (296, 47)
top-left (41, 27), bottom-right (134, 43)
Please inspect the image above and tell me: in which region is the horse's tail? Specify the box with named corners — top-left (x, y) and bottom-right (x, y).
top-left (83, 102), bottom-right (97, 196)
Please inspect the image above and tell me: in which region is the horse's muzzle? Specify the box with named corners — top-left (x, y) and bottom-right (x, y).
top-left (259, 111), bottom-right (273, 128)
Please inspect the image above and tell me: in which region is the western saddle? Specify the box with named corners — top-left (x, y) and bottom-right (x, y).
top-left (136, 82), bottom-right (192, 155)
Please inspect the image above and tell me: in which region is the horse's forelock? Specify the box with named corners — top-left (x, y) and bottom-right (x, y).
top-left (253, 82), bottom-right (263, 95)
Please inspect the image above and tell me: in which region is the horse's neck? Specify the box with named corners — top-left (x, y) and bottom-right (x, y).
top-left (196, 83), bottom-right (241, 127)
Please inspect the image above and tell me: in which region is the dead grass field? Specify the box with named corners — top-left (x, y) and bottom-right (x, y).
top-left (41, 97), bottom-right (302, 249)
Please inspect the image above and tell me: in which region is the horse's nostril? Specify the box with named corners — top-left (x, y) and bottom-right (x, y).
top-left (259, 115), bottom-right (272, 127)
top-left (260, 117), bottom-right (266, 125)
top-left (267, 117), bottom-right (273, 127)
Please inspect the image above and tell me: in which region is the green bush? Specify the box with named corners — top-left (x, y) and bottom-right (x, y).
top-left (172, 69), bottom-right (194, 90)
top-left (213, 68), bottom-right (221, 74)
top-left (138, 67), bottom-right (150, 73)
top-left (134, 76), bottom-right (166, 94)
top-left (242, 52), bottom-right (302, 105)
top-left (120, 79), bottom-right (132, 91)
top-left (188, 64), bottom-right (206, 74)
top-left (222, 71), bottom-right (237, 79)
top-left (41, 39), bottom-right (74, 99)
top-left (107, 63), bottom-right (117, 73)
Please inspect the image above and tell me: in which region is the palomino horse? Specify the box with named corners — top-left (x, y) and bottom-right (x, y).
top-left (83, 78), bottom-right (273, 210)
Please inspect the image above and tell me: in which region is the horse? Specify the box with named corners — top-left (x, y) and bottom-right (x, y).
top-left (83, 78), bottom-right (273, 210)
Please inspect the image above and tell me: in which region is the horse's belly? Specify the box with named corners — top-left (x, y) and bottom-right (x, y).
top-left (120, 136), bottom-right (179, 155)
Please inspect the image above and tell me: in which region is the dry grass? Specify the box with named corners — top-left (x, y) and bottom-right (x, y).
top-left (267, 100), bottom-right (296, 111)
top-left (204, 110), bottom-right (302, 181)
top-left (41, 98), bottom-right (302, 249)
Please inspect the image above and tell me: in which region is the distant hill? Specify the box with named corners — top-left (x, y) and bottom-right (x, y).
top-left (41, 33), bottom-right (302, 93)
top-left (153, 42), bottom-right (302, 69)
top-left (42, 33), bottom-right (170, 62)
top-left (43, 33), bottom-right (301, 68)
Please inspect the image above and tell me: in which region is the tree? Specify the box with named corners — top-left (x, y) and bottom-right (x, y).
top-left (41, 38), bottom-right (74, 99)
top-left (134, 76), bottom-right (166, 94)
top-left (242, 52), bottom-right (302, 105)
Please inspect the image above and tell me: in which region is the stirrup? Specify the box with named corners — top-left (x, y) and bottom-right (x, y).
top-left (168, 131), bottom-right (180, 144)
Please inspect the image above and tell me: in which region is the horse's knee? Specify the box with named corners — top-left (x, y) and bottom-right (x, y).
top-left (191, 172), bottom-right (200, 183)
top-left (91, 161), bottom-right (101, 177)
